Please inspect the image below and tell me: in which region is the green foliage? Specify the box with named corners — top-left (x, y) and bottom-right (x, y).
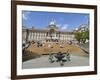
top-left (74, 30), bottom-right (89, 43)
top-left (74, 32), bottom-right (82, 43)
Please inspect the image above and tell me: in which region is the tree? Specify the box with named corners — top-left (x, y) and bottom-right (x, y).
top-left (74, 32), bottom-right (82, 43)
top-left (86, 30), bottom-right (89, 40)
top-left (81, 30), bottom-right (89, 43)
top-left (74, 30), bottom-right (89, 44)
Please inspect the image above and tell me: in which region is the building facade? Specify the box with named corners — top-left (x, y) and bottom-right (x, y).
top-left (22, 20), bottom-right (76, 44)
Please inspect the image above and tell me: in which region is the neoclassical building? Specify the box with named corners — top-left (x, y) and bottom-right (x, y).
top-left (22, 20), bottom-right (76, 44)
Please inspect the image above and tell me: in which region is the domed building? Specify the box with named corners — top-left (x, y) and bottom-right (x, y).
top-left (22, 19), bottom-right (76, 44)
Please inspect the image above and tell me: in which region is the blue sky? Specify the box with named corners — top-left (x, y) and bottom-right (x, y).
top-left (22, 10), bottom-right (89, 31)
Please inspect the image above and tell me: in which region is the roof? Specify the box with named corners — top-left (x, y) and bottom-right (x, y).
top-left (26, 28), bottom-right (74, 34)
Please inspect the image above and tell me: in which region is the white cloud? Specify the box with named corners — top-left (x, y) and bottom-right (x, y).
top-left (58, 24), bottom-right (69, 31)
top-left (56, 24), bottom-right (61, 28)
top-left (22, 13), bottom-right (27, 20)
top-left (22, 12), bottom-right (30, 20)
top-left (61, 24), bottom-right (68, 30)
